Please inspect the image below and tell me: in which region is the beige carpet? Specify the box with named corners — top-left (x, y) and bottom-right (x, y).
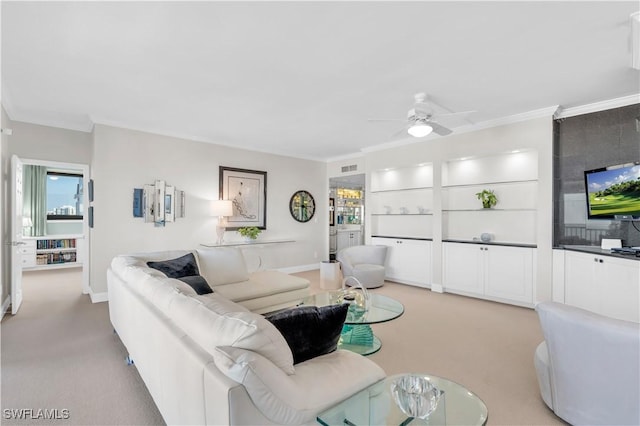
top-left (1, 268), bottom-right (565, 425)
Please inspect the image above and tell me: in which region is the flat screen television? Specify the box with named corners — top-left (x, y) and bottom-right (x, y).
top-left (584, 162), bottom-right (640, 220)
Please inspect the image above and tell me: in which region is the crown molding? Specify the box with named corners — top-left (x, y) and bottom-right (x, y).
top-left (555, 94), bottom-right (640, 119)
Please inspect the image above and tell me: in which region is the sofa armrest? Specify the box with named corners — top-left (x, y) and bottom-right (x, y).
top-left (213, 346), bottom-right (385, 425)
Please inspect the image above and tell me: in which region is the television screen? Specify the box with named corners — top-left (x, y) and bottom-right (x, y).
top-left (584, 162), bottom-right (640, 219)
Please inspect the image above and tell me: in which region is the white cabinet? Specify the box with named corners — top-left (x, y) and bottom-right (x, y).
top-left (443, 242), bottom-right (535, 306)
top-left (442, 242), bottom-right (484, 295)
top-left (564, 250), bottom-right (640, 323)
top-left (337, 229), bottom-right (361, 253)
top-left (372, 237), bottom-right (431, 287)
top-left (19, 239), bottom-right (36, 268)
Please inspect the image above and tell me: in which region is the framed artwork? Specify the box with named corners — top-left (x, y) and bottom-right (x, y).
top-left (329, 197), bottom-right (335, 226)
top-left (219, 166), bottom-right (267, 230)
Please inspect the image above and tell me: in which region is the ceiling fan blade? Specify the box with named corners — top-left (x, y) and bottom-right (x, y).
top-left (428, 121), bottom-right (452, 136)
top-left (390, 126), bottom-right (410, 138)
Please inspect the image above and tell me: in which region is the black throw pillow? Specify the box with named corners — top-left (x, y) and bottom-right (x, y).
top-left (147, 253), bottom-right (200, 278)
top-left (265, 304), bottom-right (349, 364)
top-left (177, 275), bottom-right (213, 295)
top-left (147, 253), bottom-right (213, 295)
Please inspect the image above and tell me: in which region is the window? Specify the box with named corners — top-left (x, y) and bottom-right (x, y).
top-left (47, 172), bottom-right (83, 220)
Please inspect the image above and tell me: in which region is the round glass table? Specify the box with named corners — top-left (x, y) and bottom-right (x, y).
top-left (298, 291), bottom-right (404, 355)
top-left (317, 373), bottom-right (488, 426)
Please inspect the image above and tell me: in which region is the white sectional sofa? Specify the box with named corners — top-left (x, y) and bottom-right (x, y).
top-left (107, 247), bottom-right (385, 425)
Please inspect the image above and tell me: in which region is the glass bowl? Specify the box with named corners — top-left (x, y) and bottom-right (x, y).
top-left (390, 375), bottom-right (441, 419)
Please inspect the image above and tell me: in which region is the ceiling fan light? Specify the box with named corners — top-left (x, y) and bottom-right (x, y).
top-left (407, 123), bottom-right (433, 137)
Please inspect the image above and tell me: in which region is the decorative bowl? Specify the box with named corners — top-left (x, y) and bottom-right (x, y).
top-left (390, 375), bottom-right (441, 419)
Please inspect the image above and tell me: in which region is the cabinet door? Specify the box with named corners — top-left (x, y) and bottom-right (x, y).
top-left (598, 256), bottom-right (640, 323)
top-left (484, 246), bottom-right (534, 304)
top-left (350, 231), bottom-right (362, 247)
top-left (336, 232), bottom-right (350, 253)
top-left (372, 238), bottom-right (431, 287)
top-left (443, 243), bottom-right (483, 295)
top-left (392, 239), bottom-right (431, 287)
top-left (564, 251), bottom-right (599, 313)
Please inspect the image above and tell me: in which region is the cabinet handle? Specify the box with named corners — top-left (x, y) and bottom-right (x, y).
top-left (594, 258), bottom-right (598, 262)
top-left (599, 259), bottom-right (604, 263)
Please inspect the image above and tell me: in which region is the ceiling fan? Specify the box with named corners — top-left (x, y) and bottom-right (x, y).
top-left (368, 93), bottom-right (474, 138)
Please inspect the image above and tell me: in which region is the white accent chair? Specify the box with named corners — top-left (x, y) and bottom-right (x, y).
top-left (534, 301), bottom-right (640, 426)
top-left (337, 245), bottom-right (388, 289)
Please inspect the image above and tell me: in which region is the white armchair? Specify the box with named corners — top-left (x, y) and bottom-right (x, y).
top-left (534, 301), bottom-right (640, 426)
top-left (337, 245), bottom-right (388, 289)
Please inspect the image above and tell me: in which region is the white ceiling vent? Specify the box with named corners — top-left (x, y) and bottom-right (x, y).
top-left (341, 164), bottom-right (358, 173)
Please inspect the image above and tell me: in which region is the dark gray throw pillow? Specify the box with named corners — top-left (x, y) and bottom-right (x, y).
top-left (177, 275), bottom-right (213, 295)
top-left (147, 253), bottom-right (213, 295)
top-left (265, 304), bottom-right (349, 364)
top-left (147, 253), bottom-right (199, 278)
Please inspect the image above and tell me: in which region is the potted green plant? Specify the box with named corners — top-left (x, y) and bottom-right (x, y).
top-left (476, 189), bottom-right (498, 209)
top-left (237, 226), bottom-right (261, 241)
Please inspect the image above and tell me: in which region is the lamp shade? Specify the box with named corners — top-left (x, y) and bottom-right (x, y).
top-left (211, 200), bottom-right (233, 217)
top-left (407, 122), bottom-right (433, 138)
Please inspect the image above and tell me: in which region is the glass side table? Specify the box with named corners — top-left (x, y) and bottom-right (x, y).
top-left (298, 291), bottom-right (404, 355)
top-left (317, 373), bottom-right (488, 426)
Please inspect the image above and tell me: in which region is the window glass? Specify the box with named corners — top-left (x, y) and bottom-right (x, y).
top-left (47, 172), bottom-right (83, 220)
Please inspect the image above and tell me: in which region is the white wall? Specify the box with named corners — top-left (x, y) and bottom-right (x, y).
top-left (349, 116), bottom-right (554, 302)
top-left (90, 125), bottom-right (326, 294)
top-left (6, 120), bottom-right (92, 164)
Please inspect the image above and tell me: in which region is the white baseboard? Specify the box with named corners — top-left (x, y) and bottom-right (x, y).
top-left (277, 263), bottom-right (320, 274)
top-left (1, 295), bottom-right (11, 320)
top-left (89, 289), bottom-right (109, 303)
top-left (431, 283), bottom-right (444, 293)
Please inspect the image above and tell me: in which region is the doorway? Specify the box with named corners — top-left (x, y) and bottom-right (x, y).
top-left (329, 174), bottom-right (365, 260)
top-left (10, 156), bottom-right (90, 315)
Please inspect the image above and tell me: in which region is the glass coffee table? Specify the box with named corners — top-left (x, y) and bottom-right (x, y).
top-left (298, 291), bottom-right (404, 355)
top-left (317, 373), bottom-right (488, 426)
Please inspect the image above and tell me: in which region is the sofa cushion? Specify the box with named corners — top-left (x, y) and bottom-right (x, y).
top-left (194, 292), bottom-right (249, 314)
top-left (169, 294), bottom-right (294, 375)
top-left (212, 346), bottom-right (386, 425)
top-left (214, 271), bottom-right (309, 302)
top-left (265, 304), bottom-right (348, 364)
top-left (196, 248), bottom-right (250, 286)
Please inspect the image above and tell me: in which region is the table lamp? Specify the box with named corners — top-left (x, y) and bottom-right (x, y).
top-left (211, 200), bottom-right (233, 245)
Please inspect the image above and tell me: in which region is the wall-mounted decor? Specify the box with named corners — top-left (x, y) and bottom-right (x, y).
top-left (289, 190), bottom-right (316, 223)
top-left (133, 188), bottom-right (143, 217)
top-left (88, 179), bottom-right (94, 202)
top-left (219, 167), bottom-right (267, 230)
top-left (329, 197), bottom-right (335, 226)
top-left (135, 180), bottom-right (185, 226)
top-left (88, 206), bottom-right (94, 228)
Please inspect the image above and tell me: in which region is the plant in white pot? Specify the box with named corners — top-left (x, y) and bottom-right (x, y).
top-left (475, 189), bottom-right (498, 209)
top-left (237, 226), bottom-right (261, 242)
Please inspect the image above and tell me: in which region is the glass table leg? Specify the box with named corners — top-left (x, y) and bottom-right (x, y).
top-left (338, 324), bottom-right (382, 355)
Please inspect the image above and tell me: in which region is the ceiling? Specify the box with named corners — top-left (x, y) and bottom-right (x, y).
top-left (2, 2), bottom-right (639, 162)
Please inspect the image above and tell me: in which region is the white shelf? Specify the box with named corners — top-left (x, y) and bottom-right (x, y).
top-left (441, 179), bottom-right (538, 189)
top-left (370, 186), bottom-right (432, 193)
top-left (26, 262), bottom-right (82, 271)
top-left (371, 213), bottom-right (433, 216)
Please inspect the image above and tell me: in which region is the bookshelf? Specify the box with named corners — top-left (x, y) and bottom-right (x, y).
top-left (22, 235), bottom-right (83, 271)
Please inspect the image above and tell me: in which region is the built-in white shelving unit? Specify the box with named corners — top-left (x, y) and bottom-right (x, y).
top-left (441, 151), bottom-right (539, 245)
top-left (370, 164), bottom-right (433, 239)
top-left (21, 235), bottom-right (84, 271)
